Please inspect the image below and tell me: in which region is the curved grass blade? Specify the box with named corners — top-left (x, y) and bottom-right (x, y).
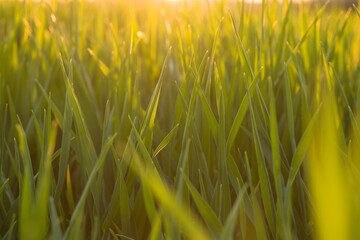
top-left (287, 105), bottom-right (321, 186)
top-left (220, 185), bottom-right (247, 240)
top-left (64, 134), bottom-right (117, 239)
top-left (153, 123), bottom-right (179, 158)
top-left (183, 173), bottom-right (222, 238)
top-left (227, 78), bottom-right (258, 151)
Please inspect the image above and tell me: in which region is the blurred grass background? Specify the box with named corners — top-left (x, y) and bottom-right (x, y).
top-left (0, 0), bottom-right (360, 239)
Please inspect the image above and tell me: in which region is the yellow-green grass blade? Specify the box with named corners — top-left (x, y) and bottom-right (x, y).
top-left (153, 123), bottom-right (179, 158)
top-left (220, 185), bottom-right (247, 240)
top-left (287, 105), bottom-right (321, 186)
top-left (149, 211), bottom-right (163, 240)
top-left (309, 94), bottom-right (349, 240)
top-left (269, 79), bottom-right (285, 239)
top-left (198, 88), bottom-right (218, 140)
top-left (121, 142), bottom-right (210, 240)
top-left (353, 4), bottom-right (360, 17)
top-left (49, 197), bottom-right (63, 240)
top-left (16, 122), bottom-right (34, 193)
top-left (277, 1), bottom-right (329, 79)
top-left (183, 174), bottom-right (223, 237)
top-left (230, 13), bottom-right (255, 80)
top-left (140, 47), bottom-right (172, 140)
top-left (248, 88), bottom-right (275, 237)
top-left (227, 77), bottom-right (258, 152)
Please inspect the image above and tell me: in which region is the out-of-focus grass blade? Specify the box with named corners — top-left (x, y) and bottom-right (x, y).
top-left (269, 79), bottom-right (284, 239)
top-left (87, 48), bottom-right (110, 76)
top-left (0, 178), bottom-right (9, 196)
top-left (284, 72), bottom-right (296, 152)
top-left (183, 174), bottom-right (222, 237)
top-left (3, 215), bottom-right (16, 240)
top-left (153, 123), bottom-right (179, 158)
top-left (16, 122), bottom-right (34, 191)
top-left (287, 105), bottom-right (321, 186)
top-left (309, 94), bottom-right (349, 240)
top-left (17, 101), bottom-right (58, 239)
top-left (149, 212), bottom-right (163, 240)
top-left (244, 153), bottom-right (268, 240)
top-left (34, 119), bottom-right (57, 240)
top-left (353, 4), bottom-right (360, 17)
top-left (19, 169), bottom-right (35, 240)
top-left (274, 1), bottom-right (292, 76)
top-left (121, 142), bottom-right (210, 240)
top-left (49, 197), bottom-right (63, 240)
top-left (119, 172), bottom-right (131, 232)
top-left (220, 185), bottom-right (247, 240)
top-left (142, 176), bottom-right (157, 228)
top-left (66, 166), bottom-right (75, 212)
top-left (198, 88), bottom-right (218, 140)
top-left (175, 137), bottom-right (191, 201)
top-left (278, 1), bottom-right (329, 78)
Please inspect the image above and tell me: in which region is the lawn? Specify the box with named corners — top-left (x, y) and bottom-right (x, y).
top-left (0, 0), bottom-right (360, 239)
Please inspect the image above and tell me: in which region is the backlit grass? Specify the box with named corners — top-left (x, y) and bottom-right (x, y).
top-left (0, 0), bottom-right (360, 239)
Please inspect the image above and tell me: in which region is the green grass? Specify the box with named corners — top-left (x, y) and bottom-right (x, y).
top-left (0, 0), bottom-right (360, 239)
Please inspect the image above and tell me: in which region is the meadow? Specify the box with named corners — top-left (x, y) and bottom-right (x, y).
top-left (0, 0), bottom-right (360, 239)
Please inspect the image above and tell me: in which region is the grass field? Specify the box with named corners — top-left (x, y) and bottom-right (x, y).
top-left (0, 0), bottom-right (360, 239)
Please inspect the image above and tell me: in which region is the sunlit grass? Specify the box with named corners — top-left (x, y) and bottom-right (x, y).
top-left (0, 0), bottom-right (359, 239)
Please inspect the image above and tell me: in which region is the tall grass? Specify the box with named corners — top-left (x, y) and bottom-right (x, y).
top-left (0, 0), bottom-right (359, 239)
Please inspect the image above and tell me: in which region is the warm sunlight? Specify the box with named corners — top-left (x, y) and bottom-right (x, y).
top-left (1, 0), bottom-right (359, 239)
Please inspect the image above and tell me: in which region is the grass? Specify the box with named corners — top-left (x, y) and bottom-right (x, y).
top-left (0, 0), bottom-right (360, 239)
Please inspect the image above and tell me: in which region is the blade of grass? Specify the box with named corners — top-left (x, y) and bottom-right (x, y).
top-left (220, 185), bottom-right (247, 240)
top-left (287, 105), bottom-right (321, 186)
top-left (153, 123), bottom-right (179, 158)
top-left (183, 173), bottom-right (222, 237)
